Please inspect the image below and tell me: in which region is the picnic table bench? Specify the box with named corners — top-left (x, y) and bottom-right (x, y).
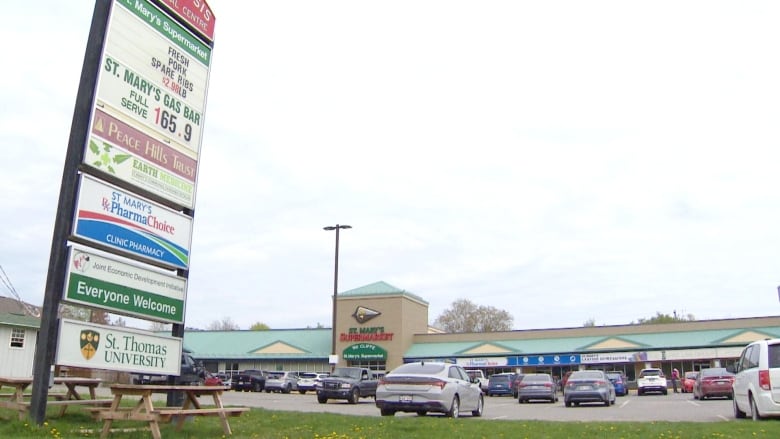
top-left (0, 376), bottom-right (108, 420)
top-left (98, 384), bottom-right (248, 439)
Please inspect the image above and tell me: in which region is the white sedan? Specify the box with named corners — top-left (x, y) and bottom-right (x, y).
top-left (375, 361), bottom-right (484, 417)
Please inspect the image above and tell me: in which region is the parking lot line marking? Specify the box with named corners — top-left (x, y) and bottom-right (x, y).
top-left (686, 400), bottom-right (701, 407)
top-left (619, 400), bottom-right (630, 408)
top-left (717, 414), bottom-right (729, 421)
top-left (491, 416), bottom-right (508, 420)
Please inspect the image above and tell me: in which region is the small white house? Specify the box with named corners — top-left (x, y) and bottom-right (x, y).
top-left (0, 297), bottom-right (40, 377)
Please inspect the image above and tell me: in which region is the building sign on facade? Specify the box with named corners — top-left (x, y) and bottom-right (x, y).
top-left (343, 343), bottom-right (387, 361)
top-left (457, 357), bottom-right (509, 367)
top-left (340, 326), bottom-right (394, 342)
top-left (56, 319), bottom-right (182, 376)
top-left (510, 354), bottom-right (581, 366)
top-left (63, 248), bottom-right (186, 324)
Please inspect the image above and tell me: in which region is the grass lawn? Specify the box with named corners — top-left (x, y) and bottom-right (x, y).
top-left (2, 406), bottom-right (780, 438)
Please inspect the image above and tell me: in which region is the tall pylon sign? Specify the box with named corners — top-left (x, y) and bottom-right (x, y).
top-left (30, 0), bottom-right (215, 424)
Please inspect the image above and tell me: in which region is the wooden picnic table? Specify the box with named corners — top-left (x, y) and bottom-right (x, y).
top-left (98, 384), bottom-right (248, 439)
top-left (0, 376), bottom-right (108, 420)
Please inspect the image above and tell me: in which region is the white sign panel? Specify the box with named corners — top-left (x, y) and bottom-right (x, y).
top-left (98, 0), bottom-right (210, 155)
top-left (56, 319), bottom-right (182, 376)
top-left (73, 174), bottom-right (193, 269)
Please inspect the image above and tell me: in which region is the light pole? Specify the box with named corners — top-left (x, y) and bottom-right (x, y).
top-left (324, 224), bottom-right (351, 367)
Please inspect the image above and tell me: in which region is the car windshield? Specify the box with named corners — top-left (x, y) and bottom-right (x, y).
top-left (267, 373), bottom-right (283, 379)
top-left (390, 363), bottom-right (446, 375)
top-left (571, 371), bottom-right (603, 380)
top-left (331, 368), bottom-right (362, 379)
top-left (299, 373), bottom-right (317, 379)
top-left (606, 373), bottom-right (622, 380)
top-left (523, 375), bottom-right (549, 383)
top-left (700, 368), bottom-right (730, 377)
top-left (640, 370), bottom-right (662, 377)
top-left (490, 375), bottom-right (511, 383)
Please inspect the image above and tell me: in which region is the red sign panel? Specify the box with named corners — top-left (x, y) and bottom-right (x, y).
top-left (157, 0), bottom-right (215, 42)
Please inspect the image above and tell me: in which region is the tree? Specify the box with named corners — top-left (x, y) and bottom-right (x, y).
top-left (583, 318), bottom-right (596, 327)
top-left (634, 311), bottom-right (695, 325)
top-left (433, 299), bottom-right (513, 333)
top-left (249, 322), bottom-right (270, 330)
top-left (207, 317), bottom-right (240, 330)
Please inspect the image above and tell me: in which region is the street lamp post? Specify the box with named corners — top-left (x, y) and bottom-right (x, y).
top-left (324, 224), bottom-right (351, 367)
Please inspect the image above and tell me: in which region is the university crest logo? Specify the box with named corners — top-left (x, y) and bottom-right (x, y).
top-left (80, 330), bottom-right (100, 360)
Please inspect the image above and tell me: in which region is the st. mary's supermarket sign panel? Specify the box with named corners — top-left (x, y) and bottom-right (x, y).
top-left (63, 248), bottom-right (186, 324)
top-left (73, 174), bottom-right (192, 269)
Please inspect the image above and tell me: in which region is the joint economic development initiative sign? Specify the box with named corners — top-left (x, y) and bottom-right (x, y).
top-left (64, 248), bottom-right (186, 324)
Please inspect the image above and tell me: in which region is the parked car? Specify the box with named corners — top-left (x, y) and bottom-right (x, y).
top-left (564, 370), bottom-right (615, 407)
top-left (204, 372), bottom-right (224, 387)
top-left (731, 338), bottom-right (780, 420)
top-left (131, 350), bottom-right (205, 386)
top-left (317, 367), bottom-right (378, 404)
top-left (465, 369), bottom-right (489, 393)
top-left (682, 371), bottom-right (698, 393)
top-left (264, 371), bottom-right (300, 393)
top-left (487, 373), bottom-right (516, 397)
top-left (692, 367), bottom-right (734, 400)
top-left (511, 373), bottom-right (526, 398)
top-left (605, 371), bottom-right (628, 396)
top-left (297, 372), bottom-right (329, 394)
top-left (375, 361), bottom-right (484, 417)
top-left (560, 371), bottom-right (574, 394)
top-left (233, 369), bottom-right (266, 392)
top-left (517, 373), bottom-right (558, 403)
top-left (637, 368), bottom-right (667, 395)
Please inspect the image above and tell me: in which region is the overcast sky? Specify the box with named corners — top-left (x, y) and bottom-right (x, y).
top-left (3, 1), bottom-right (780, 332)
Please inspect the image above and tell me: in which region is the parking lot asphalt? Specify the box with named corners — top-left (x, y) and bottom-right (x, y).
top-left (215, 389), bottom-right (736, 422)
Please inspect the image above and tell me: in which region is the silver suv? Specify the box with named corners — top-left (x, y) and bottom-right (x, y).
top-left (730, 338), bottom-right (780, 420)
top-left (264, 371), bottom-right (300, 393)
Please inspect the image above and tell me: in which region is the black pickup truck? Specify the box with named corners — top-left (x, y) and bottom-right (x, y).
top-left (316, 367), bottom-right (379, 404)
top-left (233, 369), bottom-right (266, 392)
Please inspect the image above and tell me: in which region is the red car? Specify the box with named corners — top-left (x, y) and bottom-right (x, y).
top-left (693, 368), bottom-right (734, 400)
top-left (681, 371), bottom-right (698, 393)
top-left (204, 372), bottom-right (224, 387)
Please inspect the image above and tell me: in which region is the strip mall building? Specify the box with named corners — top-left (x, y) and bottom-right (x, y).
top-left (184, 281), bottom-right (780, 382)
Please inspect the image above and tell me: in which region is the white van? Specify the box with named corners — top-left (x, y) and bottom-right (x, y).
top-left (730, 338), bottom-right (780, 420)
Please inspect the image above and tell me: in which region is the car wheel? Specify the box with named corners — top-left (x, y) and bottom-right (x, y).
top-left (733, 393), bottom-right (746, 419)
top-left (565, 400), bottom-right (571, 407)
top-left (446, 396), bottom-right (460, 418)
top-left (252, 382), bottom-right (262, 392)
top-left (638, 388), bottom-right (643, 396)
top-left (663, 389), bottom-right (668, 395)
top-left (283, 384), bottom-right (291, 394)
top-left (380, 408), bottom-right (395, 416)
top-left (472, 395), bottom-right (484, 417)
top-left (604, 397), bottom-right (610, 407)
top-left (317, 395), bottom-right (328, 404)
top-left (299, 390), bottom-right (306, 395)
top-left (347, 388), bottom-right (360, 404)
top-left (416, 410), bottom-right (427, 416)
top-left (750, 395), bottom-right (762, 421)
